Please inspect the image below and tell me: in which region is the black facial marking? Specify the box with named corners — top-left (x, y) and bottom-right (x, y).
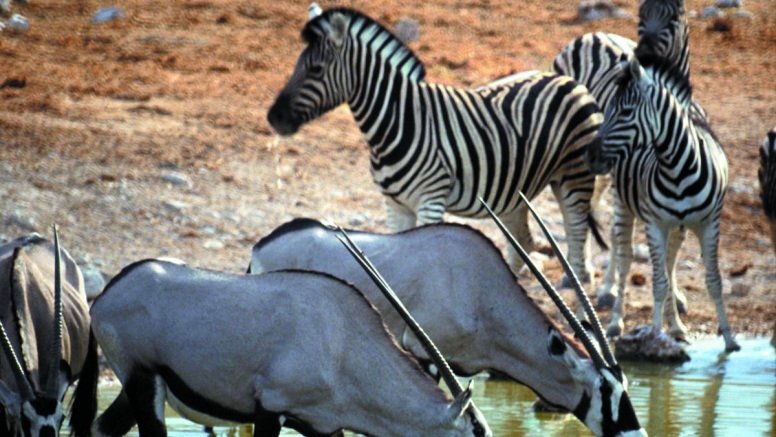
top-left (548, 333), bottom-right (566, 356)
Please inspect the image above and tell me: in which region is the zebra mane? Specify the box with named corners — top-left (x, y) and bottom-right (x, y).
top-left (302, 8), bottom-right (427, 81)
top-left (618, 54), bottom-right (693, 102)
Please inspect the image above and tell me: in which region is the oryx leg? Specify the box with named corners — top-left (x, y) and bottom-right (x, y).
top-left (696, 223), bottom-right (741, 352)
top-left (605, 203), bottom-right (636, 338)
top-left (93, 388), bottom-right (138, 437)
top-left (252, 408), bottom-right (282, 437)
top-left (662, 227), bottom-right (687, 338)
top-left (124, 368), bottom-right (167, 437)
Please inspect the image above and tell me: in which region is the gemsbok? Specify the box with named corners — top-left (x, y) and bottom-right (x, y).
top-left (249, 218), bottom-right (646, 437)
top-left (89, 259), bottom-right (492, 437)
top-left (0, 229), bottom-right (98, 437)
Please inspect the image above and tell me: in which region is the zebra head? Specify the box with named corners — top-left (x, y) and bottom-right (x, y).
top-left (635, 0), bottom-right (688, 69)
top-left (586, 56), bottom-right (664, 175)
top-left (267, 8), bottom-right (354, 136)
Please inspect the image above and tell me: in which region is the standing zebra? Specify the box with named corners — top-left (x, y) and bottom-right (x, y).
top-left (268, 7), bottom-right (604, 284)
top-left (553, 0), bottom-right (706, 311)
top-left (585, 55), bottom-right (740, 352)
top-left (758, 126), bottom-right (776, 257)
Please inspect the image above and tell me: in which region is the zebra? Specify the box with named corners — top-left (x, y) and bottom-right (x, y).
top-left (584, 55), bottom-right (740, 353)
top-left (553, 0), bottom-right (707, 310)
top-left (758, 126), bottom-right (776, 257)
top-left (268, 6), bottom-right (605, 286)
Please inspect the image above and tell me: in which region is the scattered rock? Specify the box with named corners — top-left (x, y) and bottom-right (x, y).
top-left (716, 0), bottom-right (742, 8)
top-left (395, 17), bottom-right (420, 44)
top-left (163, 199), bottom-right (191, 211)
top-left (80, 263), bottom-right (106, 300)
top-left (630, 272), bottom-right (647, 286)
top-left (162, 171), bottom-right (191, 187)
top-left (576, 0), bottom-right (632, 22)
top-left (0, 0), bottom-right (11, 15)
top-left (729, 263), bottom-right (750, 277)
top-left (7, 13), bottom-right (28, 31)
top-left (6, 210), bottom-right (37, 231)
top-left (348, 213), bottom-right (368, 227)
top-left (202, 239), bottom-right (225, 250)
top-left (614, 325), bottom-right (691, 363)
top-left (731, 280), bottom-right (751, 297)
top-left (701, 6), bottom-right (725, 18)
top-left (92, 6), bottom-right (124, 24)
top-left (634, 243), bottom-right (650, 262)
top-left (734, 10), bottom-right (753, 19)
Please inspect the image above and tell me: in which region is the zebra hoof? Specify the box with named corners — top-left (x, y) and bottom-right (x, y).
top-left (606, 323), bottom-right (622, 339)
top-left (596, 293), bottom-right (616, 310)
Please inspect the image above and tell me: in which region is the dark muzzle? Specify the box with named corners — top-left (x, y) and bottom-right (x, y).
top-left (267, 93), bottom-right (303, 136)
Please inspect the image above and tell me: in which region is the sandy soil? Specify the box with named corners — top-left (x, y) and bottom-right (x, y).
top-left (0, 0), bottom-right (774, 346)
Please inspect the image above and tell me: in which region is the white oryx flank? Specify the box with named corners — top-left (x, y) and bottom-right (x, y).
top-left (0, 229), bottom-right (98, 437)
top-left (250, 218), bottom-right (645, 437)
top-left (90, 260), bottom-right (491, 437)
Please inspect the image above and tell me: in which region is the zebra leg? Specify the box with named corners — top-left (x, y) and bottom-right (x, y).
top-left (663, 227), bottom-right (688, 340)
top-left (602, 198), bottom-right (635, 322)
top-left (500, 204), bottom-right (533, 274)
top-left (551, 182), bottom-right (595, 288)
top-left (697, 223), bottom-right (741, 352)
top-left (645, 224), bottom-right (671, 336)
top-left (384, 198), bottom-right (417, 231)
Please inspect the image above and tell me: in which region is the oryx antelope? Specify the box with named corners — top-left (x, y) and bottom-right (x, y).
top-left (0, 230), bottom-right (99, 437)
top-left (90, 260), bottom-right (491, 437)
top-left (249, 218), bottom-right (645, 437)
top-left (268, 6), bottom-right (605, 287)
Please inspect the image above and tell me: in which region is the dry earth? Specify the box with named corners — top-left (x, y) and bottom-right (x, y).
top-left (0, 0), bottom-right (774, 346)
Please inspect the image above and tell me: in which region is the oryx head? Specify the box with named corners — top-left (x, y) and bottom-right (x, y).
top-left (0, 227), bottom-right (67, 437)
top-left (338, 230), bottom-right (492, 437)
top-left (481, 195), bottom-right (647, 437)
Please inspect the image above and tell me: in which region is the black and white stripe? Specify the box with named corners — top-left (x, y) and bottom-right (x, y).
top-left (269, 8), bottom-right (604, 282)
top-left (759, 126), bottom-right (776, 256)
top-left (585, 56), bottom-right (740, 353)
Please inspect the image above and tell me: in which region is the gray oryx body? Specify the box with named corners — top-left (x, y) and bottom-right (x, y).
top-left (90, 260), bottom-right (490, 437)
top-left (249, 218), bottom-right (644, 437)
top-left (0, 232), bottom-right (98, 437)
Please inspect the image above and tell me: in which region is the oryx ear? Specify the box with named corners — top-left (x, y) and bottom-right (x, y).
top-left (444, 380), bottom-right (473, 427)
top-left (328, 12), bottom-right (349, 48)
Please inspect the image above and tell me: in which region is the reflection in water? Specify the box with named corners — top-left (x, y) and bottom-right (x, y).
top-left (84, 338), bottom-right (774, 437)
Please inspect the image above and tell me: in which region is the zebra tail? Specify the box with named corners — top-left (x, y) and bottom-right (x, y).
top-left (588, 213), bottom-right (609, 251)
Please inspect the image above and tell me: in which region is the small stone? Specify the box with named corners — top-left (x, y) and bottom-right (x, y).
top-left (79, 264), bottom-right (106, 300)
top-left (731, 281), bottom-right (751, 297)
top-left (202, 239), bottom-right (225, 250)
top-left (7, 14), bottom-right (28, 31)
top-left (716, 0), bottom-right (742, 8)
top-left (7, 210), bottom-right (37, 231)
top-left (734, 10), bottom-right (753, 19)
top-left (0, 0), bottom-right (11, 15)
top-left (701, 6), bottom-right (725, 18)
top-left (395, 18), bottom-right (420, 44)
top-left (162, 172), bottom-right (191, 187)
top-left (92, 6), bottom-right (124, 24)
top-left (163, 200), bottom-right (191, 211)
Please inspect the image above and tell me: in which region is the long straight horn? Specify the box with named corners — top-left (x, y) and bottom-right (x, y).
top-left (336, 229), bottom-right (464, 396)
top-left (478, 197), bottom-right (609, 370)
top-left (517, 192), bottom-right (618, 368)
top-left (46, 225), bottom-right (64, 397)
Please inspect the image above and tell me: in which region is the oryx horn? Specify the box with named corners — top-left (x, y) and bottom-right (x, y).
top-left (337, 229), bottom-right (465, 396)
top-left (46, 224), bottom-right (64, 397)
top-left (478, 196), bottom-right (610, 371)
top-left (517, 191), bottom-right (618, 368)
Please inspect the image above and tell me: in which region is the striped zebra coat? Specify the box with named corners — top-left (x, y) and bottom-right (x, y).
top-left (553, 0), bottom-right (706, 310)
top-left (758, 127), bottom-right (776, 256)
top-left (585, 56), bottom-right (740, 353)
top-left (268, 7), bottom-right (604, 282)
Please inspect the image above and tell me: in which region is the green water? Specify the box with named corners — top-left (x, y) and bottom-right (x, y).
top-left (89, 337), bottom-right (775, 437)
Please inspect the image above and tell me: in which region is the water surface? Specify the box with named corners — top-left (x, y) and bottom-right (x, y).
top-left (90, 337), bottom-right (775, 437)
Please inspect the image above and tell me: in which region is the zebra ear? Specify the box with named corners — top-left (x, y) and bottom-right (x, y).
top-left (328, 12), bottom-right (349, 48)
top-left (628, 57), bottom-right (642, 83)
top-left (308, 3), bottom-right (322, 20)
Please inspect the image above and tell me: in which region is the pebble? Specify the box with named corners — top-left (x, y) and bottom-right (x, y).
top-left (163, 200), bottom-right (191, 211)
top-left (701, 6), bottom-right (725, 18)
top-left (202, 239), bottom-right (225, 250)
top-left (162, 172), bottom-right (191, 187)
top-left (7, 14), bottom-right (29, 31)
top-left (716, 0), bottom-right (742, 8)
top-left (395, 18), bottom-right (420, 44)
top-left (731, 280), bottom-right (751, 297)
top-left (80, 264), bottom-right (106, 300)
top-left (6, 210), bottom-right (37, 231)
top-left (92, 6), bottom-right (124, 24)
